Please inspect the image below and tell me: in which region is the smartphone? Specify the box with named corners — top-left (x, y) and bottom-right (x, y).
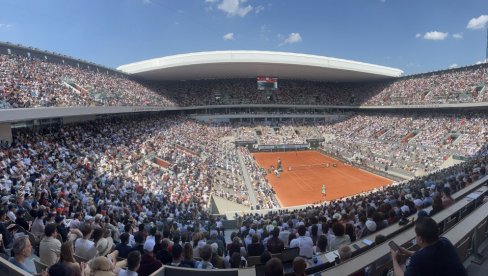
top-left (388, 241), bottom-right (400, 252)
top-left (352, 243), bottom-right (360, 250)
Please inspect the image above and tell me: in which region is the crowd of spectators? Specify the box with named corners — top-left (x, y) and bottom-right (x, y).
top-left (0, 112), bottom-right (485, 275)
top-left (0, 53), bottom-right (175, 108)
top-left (2, 52), bottom-right (487, 109)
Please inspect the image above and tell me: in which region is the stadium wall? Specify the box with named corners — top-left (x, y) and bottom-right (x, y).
top-left (0, 123), bottom-right (12, 143)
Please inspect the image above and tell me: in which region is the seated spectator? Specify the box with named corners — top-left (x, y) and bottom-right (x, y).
top-left (260, 250), bottom-right (272, 265)
top-left (328, 223), bottom-right (351, 252)
top-left (292, 257), bottom-right (307, 276)
top-left (88, 256), bottom-right (116, 276)
top-left (115, 233), bottom-right (133, 259)
top-left (75, 224), bottom-right (97, 261)
top-left (441, 187), bottom-right (455, 208)
top-left (210, 243), bottom-right (225, 269)
top-left (196, 244), bottom-right (214, 269)
top-left (266, 227), bottom-right (285, 254)
top-left (9, 235), bottom-right (34, 273)
top-left (229, 252), bottom-right (246, 268)
top-left (265, 257), bottom-right (284, 276)
top-left (40, 223), bottom-right (62, 266)
top-left (180, 243), bottom-right (199, 268)
top-left (156, 239), bottom-right (172, 265)
top-left (247, 234), bottom-right (265, 257)
top-left (338, 245), bottom-right (352, 261)
top-left (48, 263), bottom-right (73, 276)
top-left (56, 216), bottom-right (68, 243)
top-left (137, 238), bottom-right (162, 276)
top-left (118, 251), bottom-right (141, 276)
top-left (15, 209), bottom-right (30, 232)
top-left (169, 243), bottom-right (183, 266)
top-left (59, 241), bottom-right (83, 276)
top-left (390, 217), bottom-right (468, 276)
top-left (0, 210), bottom-right (13, 248)
top-left (290, 225), bottom-right (314, 258)
top-left (31, 210), bottom-right (45, 238)
top-left (314, 235), bottom-right (328, 254)
top-left (429, 195), bottom-right (444, 216)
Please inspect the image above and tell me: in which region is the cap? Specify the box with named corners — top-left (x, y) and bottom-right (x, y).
top-left (332, 213), bottom-right (342, 221)
top-left (400, 205), bottom-right (410, 214)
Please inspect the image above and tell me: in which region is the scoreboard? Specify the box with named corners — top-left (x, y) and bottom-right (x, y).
top-left (257, 76), bottom-right (278, 90)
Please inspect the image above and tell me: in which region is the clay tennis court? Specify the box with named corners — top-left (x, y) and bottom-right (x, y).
top-left (252, 151), bottom-right (393, 207)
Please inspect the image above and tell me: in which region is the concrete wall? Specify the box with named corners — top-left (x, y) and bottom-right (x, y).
top-left (0, 123), bottom-right (12, 143)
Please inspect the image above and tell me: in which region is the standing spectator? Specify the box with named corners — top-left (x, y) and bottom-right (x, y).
top-left (267, 227), bottom-right (285, 254)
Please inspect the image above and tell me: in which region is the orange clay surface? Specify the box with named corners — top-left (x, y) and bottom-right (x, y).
top-left (252, 151), bottom-right (393, 207)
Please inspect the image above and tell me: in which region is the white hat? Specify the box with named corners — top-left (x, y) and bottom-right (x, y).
top-left (365, 220), bottom-right (377, 232)
top-left (400, 205), bottom-right (410, 214)
top-left (333, 213), bottom-right (342, 221)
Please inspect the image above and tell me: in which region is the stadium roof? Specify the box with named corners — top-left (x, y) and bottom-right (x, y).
top-left (117, 51), bottom-right (403, 82)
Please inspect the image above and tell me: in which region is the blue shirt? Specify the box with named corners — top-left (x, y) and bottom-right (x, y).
top-left (405, 237), bottom-right (467, 276)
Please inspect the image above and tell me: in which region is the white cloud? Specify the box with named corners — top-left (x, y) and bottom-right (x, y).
top-left (475, 59), bottom-right (487, 65)
top-left (279, 32), bottom-right (302, 46)
top-left (0, 23), bottom-right (12, 29)
top-left (423, 31), bottom-right (448, 40)
top-left (467, 15), bottom-right (488, 29)
top-left (415, 33), bottom-right (421, 38)
top-left (205, 0), bottom-right (218, 3)
top-left (452, 33), bottom-right (463, 39)
top-left (255, 5), bottom-right (264, 14)
top-left (223, 32), bottom-right (235, 41)
top-left (449, 64), bottom-right (458, 69)
top-left (217, 0), bottom-right (253, 17)
top-left (142, 0), bottom-right (152, 4)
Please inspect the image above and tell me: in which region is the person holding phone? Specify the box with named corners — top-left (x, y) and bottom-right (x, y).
top-left (390, 217), bottom-right (467, 276)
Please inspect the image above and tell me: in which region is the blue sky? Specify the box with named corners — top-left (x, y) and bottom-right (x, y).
top-left (0, 0), bottom-right (487, 74)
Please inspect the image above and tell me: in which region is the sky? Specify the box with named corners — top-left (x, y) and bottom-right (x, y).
top-left (0, 0), bottom-right (487, 75)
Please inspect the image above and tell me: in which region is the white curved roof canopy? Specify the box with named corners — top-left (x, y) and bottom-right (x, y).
top-left (117, 51), bottom-right (403, 81)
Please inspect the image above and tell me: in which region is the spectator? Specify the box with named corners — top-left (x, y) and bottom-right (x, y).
top-left (290, 225), bottom-right (314, 258)
top-left (266, 227), bottom-right (285, 254)
top-left (390, 217), bottom-right (468, 276)
top-left (118, 251), bottom-right (141, 276)
top-left (328, 223), bottom-right (351, 252)
top-left (40, 223), bottom-right (62, 266)
top-left (247, 234), bottom-right (265, 257)
top-left (265, 257), bottom-right (284, 276)
top-left (59, 241), bottom-right (82, 276)
top-left (292, 257), bottom-right (307, 276)
top-left (9, 235), bottom-right (35, 274)
top-left (196, 244), bottom-right (214, 269)
top-left (75, 225), bottom-right (97, 261)
top-left (137, 238), bottom-right (162, 276)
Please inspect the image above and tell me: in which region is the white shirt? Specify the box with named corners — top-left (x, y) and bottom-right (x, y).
top-left (290, 235), bottom-right (314, 258)
top-left (75, 238), bottom-right (97, 261)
